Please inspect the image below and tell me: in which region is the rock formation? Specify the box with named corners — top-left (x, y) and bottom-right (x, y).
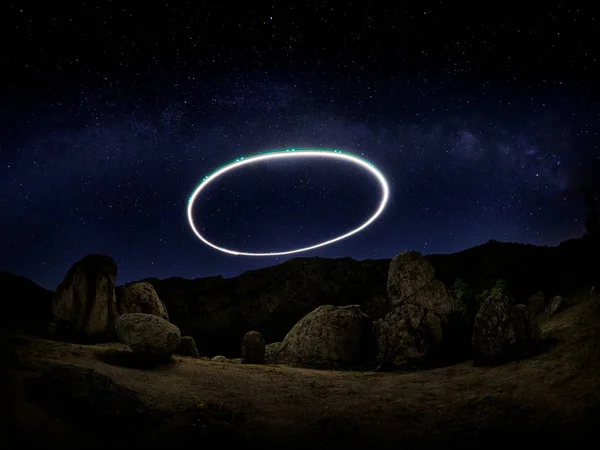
top-left (115, 313), bottom-right (181, 363)
top-left (387, 251), bottom-right (454, 315)
top-left (241, 331), bottom-right (266, 364)
top-left (471, 293), bottom-right (541, 365)
top-left (375, 303), bottom-right (443, 366)
top-left (376, 251), bottom-right (453, 367)
top-left (278, 305), bottom-right (377, 369)
top-left (50, 254), bottom-right (119, 341)
top-left (116, 281), bottom-right (169, 320)
top-left (265, 342), bottom-right (282, 364)
top-left (176, 336), bottom-right (199, 357)
top-left (143, 257), bottom-right (389, 357)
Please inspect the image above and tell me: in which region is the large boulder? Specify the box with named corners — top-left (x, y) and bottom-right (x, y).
top-left (472, 293), bottom-right (541, 365)
top-left (265, 342), bottom-right (282, 364)
top-left (117, 281), bottom-right (169, 320)
top-left (387, 251), bottom-right (435, 300)
top-left (374, 251), bottom-right (453, 367)
top-left (50, 254), bottom-right (119, 341)
top-left (387, 251), bottom-right (453, 316)
top-left (176, 336), bottom-right (199, 357)
top-left (277, 305), bottom-right (377, 369)
top-left (241, 331), bottom-right (265, 364)
top-left (115, 313), bottom-right (181, 363)
top-left (375, 303), bottom-right (443, 367)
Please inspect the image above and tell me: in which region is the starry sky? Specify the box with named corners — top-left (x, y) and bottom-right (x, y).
top-left (1, 3), bottom-right (598, 290)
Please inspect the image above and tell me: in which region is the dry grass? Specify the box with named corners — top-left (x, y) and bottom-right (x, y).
top-left (2, 291), bottom-right (600, 449)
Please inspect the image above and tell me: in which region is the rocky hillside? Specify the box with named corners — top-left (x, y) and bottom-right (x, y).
top-left (143, 257), bottom-right (389, 357)
top-left (0, 272), bottom-right (53, 332)
top-left (2, 234), bottom-right (599, 358)
top-left (428, 233), bottom-right (600, 300)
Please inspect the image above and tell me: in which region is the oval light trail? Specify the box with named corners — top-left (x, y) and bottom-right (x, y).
top-left (187, 148), bottom-right (390, 256)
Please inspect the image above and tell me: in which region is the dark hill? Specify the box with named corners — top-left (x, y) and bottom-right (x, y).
top-left (0, 271), bottom-right (53, 333)
top-left (2, 234), bottom-right (599, 356)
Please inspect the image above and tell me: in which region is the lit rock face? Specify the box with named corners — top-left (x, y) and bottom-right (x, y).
top-left (51, 254), bottom-right (119, 341)
top-left (278, 305), bottom-right (377, 369)
top-left (115, 313), bottom-right (181, 363)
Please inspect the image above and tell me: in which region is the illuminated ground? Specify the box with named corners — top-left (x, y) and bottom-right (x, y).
top-left (1, 289), bottom-right (599, 449)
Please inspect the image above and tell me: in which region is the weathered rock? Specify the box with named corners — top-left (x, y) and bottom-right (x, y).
top-left (526, 291), bottom-right (546, 317)
top-left (388, 251), bottom-right (435, 301)
top-left (265, 342), bottom-right (282, 364)
top-left (387, 251), bottom-right (453, 316)
top-left (117, 282), bottom-right (169, 320)
top-left (241, 331), bottom-right (265, 364)
top-left (545, 295), bottom-right (564, 317)
top-left (211, 355), bottom-right (228, 362)
top-left (472, 293), bottom-right (540, 365)
top-left (408, 279), bottom-right (454, 317)
top-left (176, 336), bottom-right (199, 357)
top-left (231, 358), bottom-right (242, 364)
top-left (115, 313), bottom-right (181, 363)
top-left (51, 254), bottom-right (119, 341)
top-left (375, 303), bottom-right (443, 367)
top-left (278, 305), bottom-right (377, 369)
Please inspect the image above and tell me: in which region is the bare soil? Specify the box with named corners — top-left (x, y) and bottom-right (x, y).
top-left (1, 290), bottom-right (599, 449)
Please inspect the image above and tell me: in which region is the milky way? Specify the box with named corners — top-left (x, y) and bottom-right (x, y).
top-left (0, 4), bottom-right (597, 289)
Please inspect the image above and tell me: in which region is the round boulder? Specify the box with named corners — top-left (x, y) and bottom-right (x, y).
top-left (115, 313), bottom-right (181, 363)
top-left (117, 282), bottom-right (169, 321)
top-left (278, 305), bottom-right (377, 369)
top-left (241, 331), bottom-right (266, 364)
top-left (472, 293), bottom-right (541, 365)
top-left (176, 336), bottom-right (199, 357)
top-left (265, 342), bottom-right (282, 364)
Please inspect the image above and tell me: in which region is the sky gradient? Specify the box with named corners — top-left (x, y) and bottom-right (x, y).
top-left (1, 3), bottom-right (598, 290)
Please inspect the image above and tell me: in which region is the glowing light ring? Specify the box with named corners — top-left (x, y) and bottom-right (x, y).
top-left (187, 148), bottom-right (390, 256)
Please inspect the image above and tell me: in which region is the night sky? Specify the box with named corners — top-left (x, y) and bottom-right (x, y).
top-left (1, 3), bottom-right (598, 290)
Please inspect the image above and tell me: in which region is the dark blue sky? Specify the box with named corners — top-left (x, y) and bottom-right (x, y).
top-left (1, 3), bottom-right (598, 290)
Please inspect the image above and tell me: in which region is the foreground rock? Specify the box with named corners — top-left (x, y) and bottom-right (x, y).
top-left (375, 303), bottom-right (443, 367)
top-left (241, 331), bottom-right (265, 364)
top-left (472, 293), bottom-right (541, 365)
top-left (117, 282), bottom-right (169, 320)
top-left (50, 254), bottom-right (119, 341)
top-left (176, 336), bottom-right (199, 357)
top-left (115, 313), bottom-right (181, 363)
top-left (23, 365), bottom-right (159, 436)
top-left (278, 305), bottom-right (377, 369)
top-left (265, 342), bottom-right (282, 364)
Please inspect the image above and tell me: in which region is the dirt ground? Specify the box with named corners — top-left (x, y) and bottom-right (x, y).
top-left (1, 291), bottom-right (599, 449)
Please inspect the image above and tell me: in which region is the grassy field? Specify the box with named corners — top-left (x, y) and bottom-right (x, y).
top-left (1, 289), bottom-right (599, 449)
